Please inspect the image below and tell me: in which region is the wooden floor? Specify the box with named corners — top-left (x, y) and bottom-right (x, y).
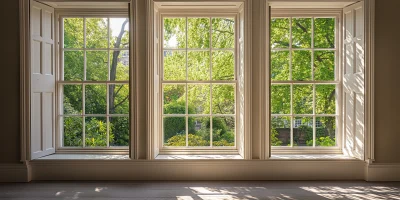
top-left (1, 181), bottom-right (400, 200)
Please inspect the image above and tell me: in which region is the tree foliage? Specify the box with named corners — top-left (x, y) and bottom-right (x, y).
top-left (271, 17), bottom-right (337, 147)
top-left (63, 18), bottom-right (130, 147)
top-left (163, 17), bottom-right (235, 147)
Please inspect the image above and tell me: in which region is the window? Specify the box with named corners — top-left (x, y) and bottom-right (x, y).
top-left (161, 17), bottom-right (237, 148)
top-left (270, 15), bottom-right (339, 148)
top-left (60, 16), bottom-right (130, 148)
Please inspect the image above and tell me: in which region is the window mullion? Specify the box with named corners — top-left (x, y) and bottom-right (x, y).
top-left (209, 17), bottom-right (213, 148)
top-left (312, 17), bottom-right (316, 148)
top-left (313, 84), bottom-right (316, 147)
top-left (107, 17), bottom-right (111, 148)
top-left (83, 16), bottom-right (87, 148)
top-left (185, 17), bottom-right (189, 147)
top-left (82, 84), bottom-right (86, 147)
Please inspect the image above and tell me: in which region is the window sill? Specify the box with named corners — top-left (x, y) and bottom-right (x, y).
top-left (270, 154), bottom-right (355, 160)
top-left (155, 154), bottom-right (243, 160)
top-left (37, 154), bottom-right (130, 160)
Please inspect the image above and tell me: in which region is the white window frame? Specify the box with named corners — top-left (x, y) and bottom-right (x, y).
top-left (160, 14), bottom-right (239, 150)
top-left (19, 0), bottom-right (375, 163)
top-left (147, 1), bottom-right (252, 158)
top-left (55, 10), bottom-right (131, 154)
top-left (270, 9), bottom-right (342, 153)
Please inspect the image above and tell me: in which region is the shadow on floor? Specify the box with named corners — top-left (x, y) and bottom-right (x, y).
top-left (1, 181), bottom-right (400, 200)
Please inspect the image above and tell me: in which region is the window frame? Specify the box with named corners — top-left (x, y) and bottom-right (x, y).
top-left (148, 1), bottom-right (252, 158)
top-left (159, 13), bottom-right (240, 152)
top-left (55, 10), bottom-right (131, 153)
top-left (160, 14), bottom-right (239, 150)
top-left (269, 9), bottom-right (343, 154)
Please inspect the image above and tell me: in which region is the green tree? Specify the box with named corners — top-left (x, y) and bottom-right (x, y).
top-left (63, 18), bottom-right (130, 147)
top-left (271, 17), bottom-right (337, 147)
top-left (162, 17), bottom-right (236, 147)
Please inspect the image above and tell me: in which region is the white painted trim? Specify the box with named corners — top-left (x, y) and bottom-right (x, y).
top-left (243, 0), bottom-right (253, 160)
top-left (366, 163), bottom-right (400, 181)
top-left (0, 164), bottom-right (30, 182)
top-left (260, 0), bottom-right (269, 159)
top-left (41, 2), bottom-right (129, 9)
top-left (146, 0), bottom-right (155, 159)
top-left (20, 0), bottom-right (31, 162)
top-left (364, 0), bottom-right (375, 163)
top-left (269, 2), bottom-right (355, 9)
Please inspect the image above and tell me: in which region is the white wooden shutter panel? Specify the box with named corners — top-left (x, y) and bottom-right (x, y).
top-left (30, 1), bottom-right (55, 159)
top-left (343, 1), bottom-right (365, 160)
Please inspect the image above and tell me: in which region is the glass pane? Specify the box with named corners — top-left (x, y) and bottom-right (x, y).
top-left (316, 117), bottom-right (336, 147)
top-left (316, 84), bottom-right (336, 114)
top-left (292, 50), bottom-right (312, 81)
top-left (109, 84), bottom-right (129, 114)
top-left (271, 51), bottom-right (290, 81)
top-left (292, 18), bottom-right (312, 48)
top-left (63, 18), bottom-right (83, 48)
top-left (86, 18), bottom-right (108, 49)
top-left (163, 117), bottom-right (186, 146)
top-left (293, 117), bottom-right (313, 146)
top-left (212, 18), bottom-right (234, 49)
top-left (64, 51), bottom-right (83, 81)
top-left (271, 18), bottom-right (290, 48)
top-left (314, 18), bottom-right (335, 48)
top-left (85, 84), bottom-right (107, 114)
top-left (212, 84), bottom-right (235, 114)
top-left (188, 18), bottom-right (210, 49)
top-left (271, 85), bottom-right (290, 114)
top-left (110, 117), bottom-right (129, 146)
top-left (163, 18), bottom-right (186, 49)
top-left (188, 51), bottom-right (210, 81)
top-left (110, 18), bottom-right (129, 49)
top-left (212, 51), bottom-right (234, 80)
top-left (163, 51), bottom-right (186, 81)
top-left (110, 50), bottom-right (129, 81)
top-left (86, 51), bottom-right (108, 81)
top-left (163, 84), bottom-right (186, 114)
top-left (188, 117), bottom-right (210, 147)
top-left (63, 85), bottom-right (82, 114)
top-left (212, 116), bottom-right (235, 146)
top-left (63, 117), bottom-right (83, 147)
top-left (85, 117), bottom-right (107, 147)
top-left (293, 85), bottom-right (313, 114)
top-left (314, 50), bottom-right (335, 81)
top-left (271, 116), bottom-right (291, 146)
top-left (188, 84), bottom-right (210, 114)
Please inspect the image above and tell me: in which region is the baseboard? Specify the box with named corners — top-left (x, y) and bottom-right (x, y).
top-left (29, 160), bottom-right (365, 181)
top-left (4, 160), bottom-right (399, 182)
top-left (0, 163), bottom-right (30, 182)
top-left (366, 163), bottom-right (400, 181)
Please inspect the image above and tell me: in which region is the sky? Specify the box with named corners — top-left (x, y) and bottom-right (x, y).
top-left (109, 18), bottom-right (129, 37)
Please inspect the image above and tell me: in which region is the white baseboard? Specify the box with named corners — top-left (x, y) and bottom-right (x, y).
top-left (366, 163), bottom-right (400, 181)
top-left (29, 160), bottom-right (365, 181)
top-left (0, 163), bottom-right (30, 182)
top-left (3, 161), bottom-right (399, 182)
